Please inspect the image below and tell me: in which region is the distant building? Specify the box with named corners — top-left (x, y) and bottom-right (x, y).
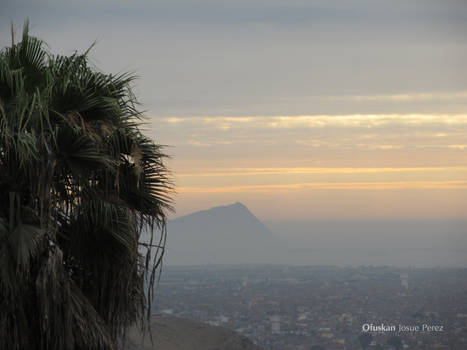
top-left (400, 273), bottom-right (409, 289)
top-left (270, 315), bottom-right (281, 334)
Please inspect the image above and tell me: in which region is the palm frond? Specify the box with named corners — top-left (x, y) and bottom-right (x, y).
top-left (0, 22), bottom-right (173, 349)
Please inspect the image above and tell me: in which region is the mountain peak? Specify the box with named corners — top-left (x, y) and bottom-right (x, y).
top-left (173, 202), bottom-right (252, 222)
top-left (213, 201), bottom-right (248, 211)
top-left (169, 201), bottom-right (272, 240)
top-left (166, 202), bottom-right (276, 265)
top-left (231, 201), bottom-right (246, 208)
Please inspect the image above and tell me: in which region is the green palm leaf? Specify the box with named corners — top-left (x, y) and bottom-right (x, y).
top-left (0, 22), bottom-right (173, 349)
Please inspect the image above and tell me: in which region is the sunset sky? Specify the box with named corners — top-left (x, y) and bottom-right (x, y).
top-left (2, 0), bottom-right (467, 221)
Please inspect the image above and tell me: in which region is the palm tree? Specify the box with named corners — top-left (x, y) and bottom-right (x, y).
top-left (0, 22), bottom-right (172, 349)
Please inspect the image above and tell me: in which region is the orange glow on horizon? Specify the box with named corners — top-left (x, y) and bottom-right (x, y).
top-left (178, 180), bottom-right (467, 193)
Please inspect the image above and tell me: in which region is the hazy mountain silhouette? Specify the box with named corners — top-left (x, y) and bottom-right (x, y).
top-left (158, 203), bottom-right (467, 267)
top-left (172, 202), bottom-right (272, 239)
top-left (164, 202), bottom-right (279, 265)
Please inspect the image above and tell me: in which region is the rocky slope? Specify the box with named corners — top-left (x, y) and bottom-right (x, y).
top-left (126, 315), bottom-right (263, 350)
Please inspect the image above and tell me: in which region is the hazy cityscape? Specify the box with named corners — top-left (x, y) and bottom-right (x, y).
top-left (154, 264), bottom-right (467, 350)
top-left (142, 202), bottom-right (467, 349)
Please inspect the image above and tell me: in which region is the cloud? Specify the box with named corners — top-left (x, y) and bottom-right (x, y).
top-left (153, 113), bottom-right (467, 164)
top-left (326, 91), bottom-right (467, 102)
top-left (160, 114), bottom-right (467, 129)
top-left (178, 180), bottom-right (467, 193)
top-left (177, 166), bottom-right (467, 177)
top-left (5, 1), bottom-right (466, 118)
top-left (448, 145), bottom-right (467, 150)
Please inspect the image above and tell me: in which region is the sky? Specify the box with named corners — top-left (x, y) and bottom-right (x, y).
top-left (2, 0), bottom-right (467, 222)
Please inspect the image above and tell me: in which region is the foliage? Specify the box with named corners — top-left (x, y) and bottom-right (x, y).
top-left (0, 22), bottom-right (172, 349)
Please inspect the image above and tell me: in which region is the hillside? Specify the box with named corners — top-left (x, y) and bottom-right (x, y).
top-left (126, 315), bottom-right (263, 350)
top-left (164, 202), bottom-right (280, 265)
top-left (170, 202), bottom-right (272, 239)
